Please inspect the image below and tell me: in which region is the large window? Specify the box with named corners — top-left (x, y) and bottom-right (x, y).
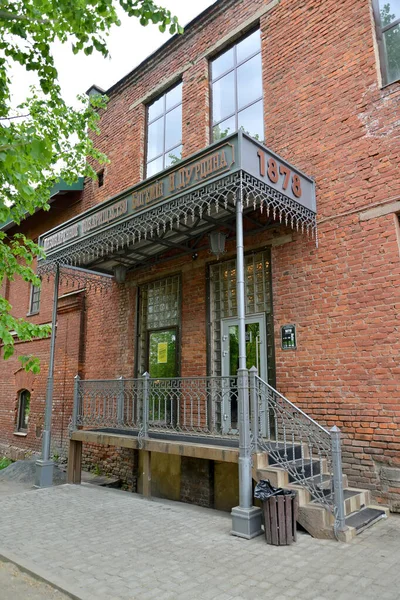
top-left (138, 275), bottom-right (181, 377)
top-left (211, 30), bottom-right (263, 142)
top-left (16, 390), bottom-right (30, 432)
top-left (146, 83), bottom-right (183, 178)
top-left (373, 0), bottom-right (400, 85)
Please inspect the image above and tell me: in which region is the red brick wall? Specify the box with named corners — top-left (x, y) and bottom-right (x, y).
top-left (1, 0), bottom-right (400, 508)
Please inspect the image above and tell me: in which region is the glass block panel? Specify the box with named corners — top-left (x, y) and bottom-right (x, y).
top-left (209, 251), bottom-right (272, 376)
top-left (212, 71), bottom-right (235, 124)
top-left (237, 54), bottom-right (263, 109)
top-left (236, 30), bottom-right (261, 63)
top-left (211, 47), bottom-right (234, 80)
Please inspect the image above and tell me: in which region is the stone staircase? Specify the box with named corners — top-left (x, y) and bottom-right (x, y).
top-left (253, 444), bottom-right (389, 542)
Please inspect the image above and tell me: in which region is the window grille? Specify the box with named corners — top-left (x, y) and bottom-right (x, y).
top-left (373, 0), bottom-right (400, 85)
top-left (210, 30), bottom-right (263, 142)
top-left (146, 82), bottom-right (183, 178)
top-left (209, 250), bottom-right (274, 379)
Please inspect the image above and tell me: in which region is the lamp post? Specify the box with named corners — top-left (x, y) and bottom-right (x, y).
top-left (230, 187), bottom-right (263, 539)
top-left (35, 264), bottom-right (60, 487)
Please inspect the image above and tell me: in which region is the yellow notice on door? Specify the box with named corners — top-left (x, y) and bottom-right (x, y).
top-left (157, 342), bottom-right (168, 364)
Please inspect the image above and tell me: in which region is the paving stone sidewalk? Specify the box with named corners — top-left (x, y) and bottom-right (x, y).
top-left (0, 484), bottom-right (399, 600)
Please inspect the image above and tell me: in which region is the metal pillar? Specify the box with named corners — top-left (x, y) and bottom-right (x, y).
top-left (330, 425), bottom-right (347, 534)
top-left (231, 187), bottom-right (263, 539)
top-left (35, 264), bottom-right (60, 487)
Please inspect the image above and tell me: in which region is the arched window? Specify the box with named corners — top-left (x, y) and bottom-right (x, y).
top-left (17, 390), bottom-right (30, 432)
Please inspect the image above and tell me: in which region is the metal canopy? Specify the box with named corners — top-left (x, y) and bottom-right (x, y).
top-left (38, 132), bottom-right (316, 277)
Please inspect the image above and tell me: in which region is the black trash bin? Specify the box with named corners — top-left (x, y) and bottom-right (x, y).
top-left (254, 480), bottom-right (298, 546)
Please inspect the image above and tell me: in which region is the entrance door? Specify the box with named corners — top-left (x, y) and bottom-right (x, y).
top-left (221, 314), bottom-right (267, 431)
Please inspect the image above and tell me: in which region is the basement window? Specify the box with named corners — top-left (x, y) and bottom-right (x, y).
top-left (16, 390), bottom-right (30, 432)
top-left (373, 0), bottom-right (400, 85)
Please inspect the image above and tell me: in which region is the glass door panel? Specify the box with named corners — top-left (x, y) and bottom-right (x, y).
top-left (221, 314), bottom-right (267, 432)
top-left (148, 329), bottom-right (177, 378)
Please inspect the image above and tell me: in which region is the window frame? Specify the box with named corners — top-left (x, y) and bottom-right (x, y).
top-left (372, 0), bottom-right (400, 86)
top-left (145, 81), bottom-right (183, 178)
top-left (209, 28), bottom-right (264, 143)
top-left (16, 389), bottom-right (30, 433)
top-left (28, 281), bottom-right (41, 315)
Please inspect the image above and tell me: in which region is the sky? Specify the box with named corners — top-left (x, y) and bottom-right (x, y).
top-left (11, 0), bottom-right (216, 109)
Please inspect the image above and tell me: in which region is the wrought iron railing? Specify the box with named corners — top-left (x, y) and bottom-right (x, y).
top-left (73, 374), bottom-right (239, 439)
top-left (71, 369), bottom-right (345, 534)
top-left (249, 368), bottom-right (345, 534)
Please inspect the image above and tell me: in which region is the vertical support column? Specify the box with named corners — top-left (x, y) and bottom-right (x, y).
top-left (67, 439), bottom-right (82, 484)
top-left (142, 450), bottom-right (152, 498)
top-left (117, 376), bottom-right (124, 425)
top-left (142, 372), bottom-right (150, 438)
top-left (36, 263), bottom-right (60, 488)
top-left (330, 425), bottom-right (347, 534)
top-left (249, 366), bottom-right (259, 453)
top-left (71, 374), bottom-right (80, 432)
top-left (231, 183), bottom-right (262, 539)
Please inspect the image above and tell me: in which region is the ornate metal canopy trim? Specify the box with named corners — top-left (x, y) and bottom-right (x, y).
top-left (38, 133), bottom-right (317, 276)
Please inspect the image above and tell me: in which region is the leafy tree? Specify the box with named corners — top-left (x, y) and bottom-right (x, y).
top-left (0, 0), bottom-right (182, 372)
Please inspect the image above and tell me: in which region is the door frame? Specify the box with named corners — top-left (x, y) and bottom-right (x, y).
top-left (221, 313), bottom-right (267, 380)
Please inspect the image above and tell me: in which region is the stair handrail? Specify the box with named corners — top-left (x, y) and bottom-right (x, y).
top-left (251, 370), bottom-right (346, 536)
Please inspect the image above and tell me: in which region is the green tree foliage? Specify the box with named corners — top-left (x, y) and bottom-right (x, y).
top-left (0, 0), bottom-right (182, 372)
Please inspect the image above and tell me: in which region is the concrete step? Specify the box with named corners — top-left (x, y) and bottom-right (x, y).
top-left (346, 505), bottom-right (389, 534)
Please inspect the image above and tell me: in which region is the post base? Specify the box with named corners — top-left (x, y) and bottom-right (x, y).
top-left (231, 505), bottom-right (263, 539)
top-left (35, 459), bottom-right (54, 488)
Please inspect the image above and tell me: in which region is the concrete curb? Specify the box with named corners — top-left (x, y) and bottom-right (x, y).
top-left (0, 548), bottom-right (87, 600)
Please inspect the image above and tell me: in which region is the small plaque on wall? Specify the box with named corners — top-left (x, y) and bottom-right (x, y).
top-left (281, 324), bottom-right (297, 350)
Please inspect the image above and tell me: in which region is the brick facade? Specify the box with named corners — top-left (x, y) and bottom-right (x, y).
top-left (1, 0), bottom-right (400, 510)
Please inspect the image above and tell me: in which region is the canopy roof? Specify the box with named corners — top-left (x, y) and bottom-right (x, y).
top-left (38, 132), bottom-right (316, 277)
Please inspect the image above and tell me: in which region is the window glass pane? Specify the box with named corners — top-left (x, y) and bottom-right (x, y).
top-left (236, 30), bottom-right (261, 63)
top-left (147, 156), bottom-right (163, 178)
top-left (147, 117), bottom-right (164, 161)
top-left (212, 71), bottom-right (235, 124)
top-left (237, 54), bottom-right (263, 109)
top-left (213, 116), bottom-right (235, 141)
top-left (379, 1), bottom-right (400, 26)
top-left (18, 391), bottom-right (30, 430)
top-left (211, 47), bottom-right (234, 80)
top-left (165, 145), bottom-right (182, 168)
top-left (148, 330), bottom-right (177, 378)
top-left (238, 100), bottom-right (264, 141)
top-left (148, 96), bottom-right (164, 122)
top-left (165, 104), bottom-right (182, 151)
top-left (166, 82), bottom-right (182, 110)
top-left (384, 23), bottom-right (400, 82)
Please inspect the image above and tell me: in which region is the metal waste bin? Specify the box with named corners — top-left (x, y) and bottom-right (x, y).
top-left (254, 480), bottom-right (298, 545)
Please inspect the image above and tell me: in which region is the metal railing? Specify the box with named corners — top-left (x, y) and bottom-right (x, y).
top-left (72, 369), bottom-right (345, 534)
top-left (249, 367), bottom-right (345, 534)
top-left (73, 373), bottom-right (239, 440)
